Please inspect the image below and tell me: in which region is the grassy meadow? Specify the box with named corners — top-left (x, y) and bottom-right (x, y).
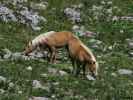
top-left (0, 0), bottom-right (133, 100)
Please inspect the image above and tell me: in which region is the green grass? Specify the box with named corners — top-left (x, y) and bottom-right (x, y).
top-left (0, 0), bottom-right (133, 100)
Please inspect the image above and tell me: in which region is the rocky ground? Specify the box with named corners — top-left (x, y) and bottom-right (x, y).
top-left (0, 0), bottom-right (133, 100)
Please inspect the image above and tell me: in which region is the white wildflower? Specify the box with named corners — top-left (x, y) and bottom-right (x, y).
top-left (40, 73), bottom-right (48, 77)
top-left (108, 46), bottom-right (113, 50)
top-left (72, 25), bottom-right (80, 32)
top-left (101, 1), bottom-right (105, 5)
top-left (51, 95), bottom-right (56, 98)
top-left (120, 30), bottom-right (124, 33)
top-left (18, 90), bottom-right (23, 94)
top-left (107, 8), bottom-right (112, 14)
top-left (9, 82), bottom-right (14, 88)
top-left (0, 89), bottom-right (5, 94)
top-left (26, 66), bottom-right (32, 71)
top-left (107, 1), bottom-right (112, 5)
top-left (111, 73), bottom-right (117, 77)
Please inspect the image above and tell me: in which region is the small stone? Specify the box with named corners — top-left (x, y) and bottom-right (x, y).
top-left (59, 70), bottom-right (68, 76)
top-left (32, 80), bottom-right (43, 89)
top-left (48, 68), bottom-right (58, 75)
top-left (86, 75), bottom-right (96, 80)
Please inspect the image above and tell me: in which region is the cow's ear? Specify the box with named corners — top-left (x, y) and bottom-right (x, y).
top-left (27, 41), bottom-right (32, 46)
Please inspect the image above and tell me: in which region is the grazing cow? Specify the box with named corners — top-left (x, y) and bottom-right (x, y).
top-left (23, 31), bottom-right (73, 63)
top-left (68, 35), bottom-right (98, 78)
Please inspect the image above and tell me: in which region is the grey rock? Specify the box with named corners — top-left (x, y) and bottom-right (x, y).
top-left (0, 76), bottom-right (6, 83)
top-left (64, 8), bottom-right (81, 23)
top-left (0, 2), bottom-right (47, 31)
top-left (20, 7), bottom-right (47, 31)
top-left (48, 68), bottom-right (58, 75)
top-left (0, 5), bottom-right (17, 22)
top-left (121, 16), bottom-right (133, 21)
top-left (29, 97), bottom-right (49, 100)
top-left (32, 80), bottom-right (44, 89)
top-left (118, 69), bottom-right (133, 75)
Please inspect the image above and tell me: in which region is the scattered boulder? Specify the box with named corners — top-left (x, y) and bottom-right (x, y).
top-left (72, 25), bottom-right (96, 37)
top-left (19, 7), bottom-right (47, 31)
top-left (0, 48), bottom-right (47, 61)
top-left (64, 7), bottom-right (81, 23)
top-left (0, 5), bottom-right (17, 22)
top-left (0, 2), bottom-right (47, 31)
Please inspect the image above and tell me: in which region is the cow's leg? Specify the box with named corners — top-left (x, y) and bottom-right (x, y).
top-left (66, 48), bottom-right (75, 74)
top-left (71, 58), bottom-right (76, 75)
top-left (75, 61), bottom-right (81, 76)
top-left (82, 63), bottom-right (86, 77)
top-left (49, 47), bottom-right (56, 63)
top-left (53, 49), bottom-right (57, 64)
top-left (68, 55), bottom-right (76, 75)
